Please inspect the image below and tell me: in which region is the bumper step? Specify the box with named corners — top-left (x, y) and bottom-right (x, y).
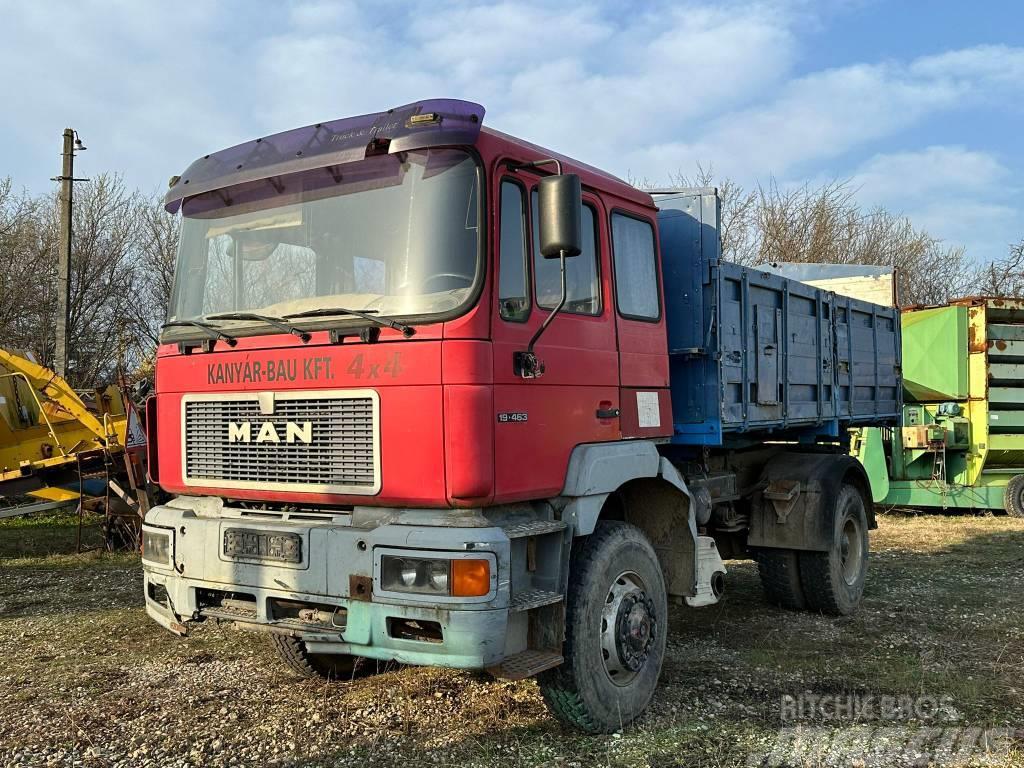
top-left (487, 649), bottom-right (563, 680)
top-left (509, 589), bottom-right (562, 612)
top-left (502, 519), bottom-right (567, 538)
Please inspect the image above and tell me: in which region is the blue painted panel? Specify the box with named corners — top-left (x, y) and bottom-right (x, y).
top-left (655, 190), bottom-right (901, 447)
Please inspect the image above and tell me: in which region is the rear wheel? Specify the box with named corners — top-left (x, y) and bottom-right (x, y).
top-left (538, 521), bottom-right (667, 733)
top-left (1003, 475), bottom-right (1024, 518)
top-left (755, 548), bottom-right (806, 610)
top-left (798, 484), bottom-right (869, 615)
top-left (271, 635), bottom-right (367, 680)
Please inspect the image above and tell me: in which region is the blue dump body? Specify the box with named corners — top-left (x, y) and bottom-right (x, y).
top-left (656, 189), bottom-right (902, 447)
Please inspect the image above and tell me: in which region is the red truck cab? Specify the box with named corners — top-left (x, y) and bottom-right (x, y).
top-left (152, 108), bottom-right (671, 510)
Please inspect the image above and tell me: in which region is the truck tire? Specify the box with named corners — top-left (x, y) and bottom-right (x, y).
top-left (755, 549), bottom-right (807, 610)
top-left (798, 484), bottom-right (868, 615)
top-left (1003, 475), bottom-right (1024, 518)
top-left (270, 635), bottom-right (365, 680)
top-left (538, 521), bottom-right (667, 733)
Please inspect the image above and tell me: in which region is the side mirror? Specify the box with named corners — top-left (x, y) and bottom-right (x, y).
top-left (537, 174), bottom-right (582, 259)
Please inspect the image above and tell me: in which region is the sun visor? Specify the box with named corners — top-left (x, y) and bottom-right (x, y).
top-left (164, 99), bottom-right (484, 213)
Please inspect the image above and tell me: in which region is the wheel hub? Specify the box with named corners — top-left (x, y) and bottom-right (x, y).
top-left (616, 593), bottom-right (655, 670)
top-left (600, 571), bottom-right (656, 685)
top-left (839, 516), bottom-right (863, 586)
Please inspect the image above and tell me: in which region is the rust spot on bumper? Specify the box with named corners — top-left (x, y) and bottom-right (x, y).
top-left (349, 574), bottom-right (372, 602)
top-left (169, 620), bottom-right (189, 636)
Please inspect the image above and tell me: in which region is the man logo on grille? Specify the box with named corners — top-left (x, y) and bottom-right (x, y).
top-left (227, 421), bottom-right (313, 444)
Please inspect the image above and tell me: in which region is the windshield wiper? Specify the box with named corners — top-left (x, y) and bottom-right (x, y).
top-left (283, 307), bottom-right (415, 337)
top-left (161, 319), bottom-right (237, 346)
top-left (205, 312), bottom-right (311, 342)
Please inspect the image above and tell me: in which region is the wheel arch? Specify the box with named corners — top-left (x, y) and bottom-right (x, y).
top-left (560, 442), bottom-right (699, 598)
top-left (748, 451), bottom-right (875, 552)
top-left (840, 460), bottom-right (876, 530)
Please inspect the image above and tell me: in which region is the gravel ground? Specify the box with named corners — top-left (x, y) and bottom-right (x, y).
top-left (1, 513), bottom-right (1023, 767)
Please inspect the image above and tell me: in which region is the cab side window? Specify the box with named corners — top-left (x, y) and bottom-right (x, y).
top-left (611, 213), bottom-right (659, 320)
top-left (532, 191), bottom-right (600, 315)
top-left (498, 180), bottom-right (530, 321)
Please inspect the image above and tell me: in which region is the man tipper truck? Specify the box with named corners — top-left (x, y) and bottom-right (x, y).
top-left (856, 297), bottom-right (1024, 515)
top-left (142, 99), bottom-right (901, 732)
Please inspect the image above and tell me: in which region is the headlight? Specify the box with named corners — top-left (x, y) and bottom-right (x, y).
top-left (142, 529), bottom-right (172, 566)
top-left (379, 555), bottom-right (490, 597)
top-left (426, 560), bottom-right (449, 592)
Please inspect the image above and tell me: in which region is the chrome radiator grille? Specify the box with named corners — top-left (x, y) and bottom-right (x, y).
top-left (182, 391), bottom-right (380, 494)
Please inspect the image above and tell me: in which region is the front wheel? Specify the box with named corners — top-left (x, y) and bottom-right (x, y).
top-left (798, 483), bottom-right (869, 615)
top-left (271, 635), bottom-right (370, 680)
top-left (538, 521), bottom-right (667, 733)
top-left (755, 548), bottom-right (806, 610)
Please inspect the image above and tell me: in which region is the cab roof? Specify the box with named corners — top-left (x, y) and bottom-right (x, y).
top-left (479, 126), bottom-right (654, 209)
top-left (163, 98), bottom-right (654, 213)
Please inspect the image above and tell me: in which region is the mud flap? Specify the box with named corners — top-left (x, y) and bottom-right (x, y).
top-left (748, 452), bottom-right (874, 552)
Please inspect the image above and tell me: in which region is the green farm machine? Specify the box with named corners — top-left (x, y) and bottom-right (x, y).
top-left (858, 297), bottom-right (1024, 516)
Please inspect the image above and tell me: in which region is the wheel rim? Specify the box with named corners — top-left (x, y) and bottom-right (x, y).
top-left (600, 570), bottom-right (656, 686)
top-left (839, 515), bottom-right (864, 586)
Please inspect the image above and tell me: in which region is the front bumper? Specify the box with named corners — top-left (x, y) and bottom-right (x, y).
top-left (142, 498), bottom-right (512, 669)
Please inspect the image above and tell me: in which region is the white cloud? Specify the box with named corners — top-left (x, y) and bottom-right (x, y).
top-left (0, 1), bottom-right (807, 193)
top-left (244, 1), bottom-right (799, 172)
top-left (0, 0), bottom-right (1020, 261)
top-left (846, 146), bottom-right (1020, 261)
top-left (0, 2), bottom-right (250, 194)
top-left (288, 1), bottom-right (361, 30)
top-left (909, 44), bottom-right (1024, 86)
top-left (851, 146), bottom-right (1009, 206)
top-left (628, 45), bottom-right (1024, 183)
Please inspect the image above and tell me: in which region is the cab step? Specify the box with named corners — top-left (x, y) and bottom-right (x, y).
top-left (487, 649), bottom-right (563, 680)
top-left (509, 589), bottom-right (562, 612)
top-left (502, 519), bottom-right (567, 538)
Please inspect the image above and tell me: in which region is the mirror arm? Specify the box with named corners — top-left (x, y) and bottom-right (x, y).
top-left (514, 251), bottom-right (567, 379)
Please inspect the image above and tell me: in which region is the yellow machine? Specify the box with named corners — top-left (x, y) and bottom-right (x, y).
top-left (0, 348), bottom-right (145, 535)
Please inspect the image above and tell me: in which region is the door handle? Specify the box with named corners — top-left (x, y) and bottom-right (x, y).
top-left (596, 407), bottom-right (620, 419)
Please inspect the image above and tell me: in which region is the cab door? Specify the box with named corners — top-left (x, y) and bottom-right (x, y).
top-left (491, 169), bottom-right (619, 502)
top-left (609, 209), bottom-right (673, 439)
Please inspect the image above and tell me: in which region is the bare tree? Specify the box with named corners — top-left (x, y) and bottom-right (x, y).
top-left (55, 175), bottom-right (147, 385)
top-left (640, 169), bottom-right (974, 306)
top-left (669, 164), bottom-right (759, 265)
top-left (0, 175), bottom-right (174, 387)
top-left (0, 178), bottom-right (53, 356)
top-left (122, 195), bottom-right (180, 379)
top-left (753, 180), bottom-right (974, 305)
top-left (976, 240), bottom-right (1024, 297)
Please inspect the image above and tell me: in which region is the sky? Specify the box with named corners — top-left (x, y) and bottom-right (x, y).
top-left (1, 0), bottom-right (1021, 264)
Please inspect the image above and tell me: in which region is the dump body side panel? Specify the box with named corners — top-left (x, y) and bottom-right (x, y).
top-left (656, 191), bottom-right (901, 447)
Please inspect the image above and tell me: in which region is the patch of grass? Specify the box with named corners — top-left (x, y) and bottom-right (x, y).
top-left (0, 509), bottom-right (83, 529)
top-left (0, 509), bottom-right (107, 559)
top-left (1, 511), bottom-right (1023, 767)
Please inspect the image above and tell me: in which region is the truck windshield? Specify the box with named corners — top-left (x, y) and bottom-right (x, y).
top-left (168, 148), bottom-right (481, 329)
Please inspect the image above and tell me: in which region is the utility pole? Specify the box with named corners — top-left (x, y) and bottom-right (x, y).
top-left (51, 128), bottom-right (87, 379)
